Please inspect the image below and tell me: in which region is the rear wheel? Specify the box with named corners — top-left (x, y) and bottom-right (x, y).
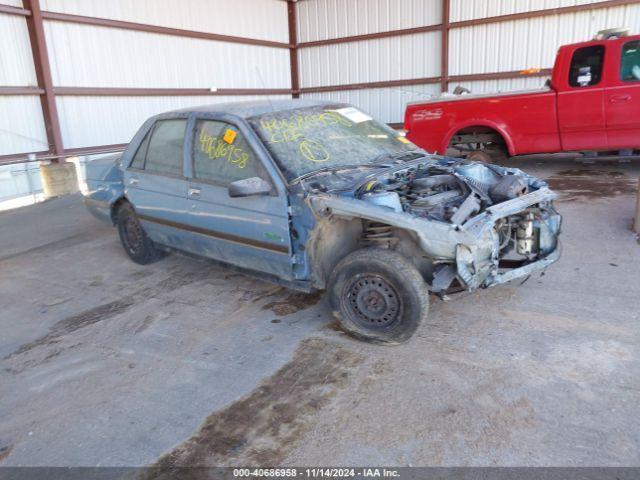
top-left (329, 248), bottom-right (429, 345)
top-left (116, 202), bottom-right (166, 265)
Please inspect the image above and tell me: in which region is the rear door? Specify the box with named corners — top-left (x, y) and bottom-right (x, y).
top-left (123, 117), bottom-right (190, 249)
top-left (605, 39), bottom-right (640, 149)
top-left (557, 44), bottom-right (607, 151)
top-left (181, 116), bottom-right (293, 279)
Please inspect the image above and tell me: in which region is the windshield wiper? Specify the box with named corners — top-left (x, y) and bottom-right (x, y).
top-left (291, 164), bottom-right (389, 184)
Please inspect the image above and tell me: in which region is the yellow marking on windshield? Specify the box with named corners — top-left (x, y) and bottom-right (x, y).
top-left (299, 139), bottom-right (330, 163)
top-left (260, 111), bottom-right (352, 144)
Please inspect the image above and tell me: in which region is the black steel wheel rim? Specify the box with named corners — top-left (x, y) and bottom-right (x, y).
top-left (123, 215), bottom-right (144, 254)
top-left (344, 274), bottom-right (402, 329)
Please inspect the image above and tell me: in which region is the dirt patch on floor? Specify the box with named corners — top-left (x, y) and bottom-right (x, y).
top-left (262, 291), bottom-right (323, 316)
top-left (151, 338), bottom-right (363, 472)
top-left (0, 444), bottom-right (13, 463)
top-left (546, 169), bottom-right (637, 200)
top-left (4, 298), bottom-right (135, 359)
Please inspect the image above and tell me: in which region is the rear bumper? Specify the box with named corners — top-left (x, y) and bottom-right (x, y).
top-left (83, 197), bottom-right (112, 224)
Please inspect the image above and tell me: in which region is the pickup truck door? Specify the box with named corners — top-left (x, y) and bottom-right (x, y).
top-left (123, 118), bottom-right (191, 249)
top-left (557, 44), bottom-right (607, 151)
top-left (181, 117), bottom-right (293, 280)
top-left (606, 39), bottom-right (640, 149)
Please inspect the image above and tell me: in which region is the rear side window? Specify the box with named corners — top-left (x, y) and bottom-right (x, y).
top-left (569, 45), bottom-right (605, 87)
top-left (129, 130), bottom-right (151, 169)
top-left (621, 40), bottom-right (640, 82)
top-left (144, 119), bottom-right (187, 176)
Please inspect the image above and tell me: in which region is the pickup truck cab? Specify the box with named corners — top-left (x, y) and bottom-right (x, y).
top-left (405, 31), bottom-right (640, 162)
top-left (83, 100), bottom-right (561, 344)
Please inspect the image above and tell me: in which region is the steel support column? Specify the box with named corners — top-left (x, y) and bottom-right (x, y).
top-left (440, 0), bottom-right (450, 94)
top-left (22, 0), bottom-right (64, 156)
top-left (288, 0), bottom-right (300, 98)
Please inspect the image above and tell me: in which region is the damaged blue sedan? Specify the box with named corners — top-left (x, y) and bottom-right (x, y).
top-left (83, 100), bottom-right (562, 344)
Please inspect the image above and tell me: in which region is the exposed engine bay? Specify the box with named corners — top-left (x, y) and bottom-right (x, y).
top-left (357, 159), bottom-right (560, 265)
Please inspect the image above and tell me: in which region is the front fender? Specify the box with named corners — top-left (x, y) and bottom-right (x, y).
top-left (307, 194), bottom-right (477, 261)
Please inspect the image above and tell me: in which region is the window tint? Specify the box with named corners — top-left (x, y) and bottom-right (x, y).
top-left (193, 120), bottom-right (269, 185)
top-left (569, 45), bottom-right (605, 87)
top-left (130, 129), bottom-right (151, 169)
top-left (621, 40), bottom-right (640, 82)
top-left (144, 120), bottom-right (186, 176)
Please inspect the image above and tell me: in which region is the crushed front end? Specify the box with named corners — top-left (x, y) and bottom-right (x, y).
top-left (351, 157), bottom-right (562, 293)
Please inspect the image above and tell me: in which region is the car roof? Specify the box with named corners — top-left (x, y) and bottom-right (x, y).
top-left (165, 99), bottom-right (346, 119)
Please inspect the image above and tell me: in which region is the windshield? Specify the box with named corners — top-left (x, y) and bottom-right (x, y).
top-left (248, 105), bottom-right (418, 181)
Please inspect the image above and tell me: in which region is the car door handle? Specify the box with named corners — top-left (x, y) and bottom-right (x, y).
top-left (610, 94), bottom-right (631, 103)
top-left (128, 177), bottom-right (139, 186)
top-left (188, 187), bottom-right (201, 197)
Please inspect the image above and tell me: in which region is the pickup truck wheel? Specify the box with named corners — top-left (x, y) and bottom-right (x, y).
top-left (116, 203), bottom-right (166, 265)
top-left (329, 248), bottom-right (429, 345)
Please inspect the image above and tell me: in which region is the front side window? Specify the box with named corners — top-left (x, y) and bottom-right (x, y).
top-left (144, 119), bottom-right (187, 176)
top-left (569, 45), bottom-right (605, 87)
top-left (621, 40), bottom-right (640, 82)
top-left (193, 120), bottom-right (268, 184)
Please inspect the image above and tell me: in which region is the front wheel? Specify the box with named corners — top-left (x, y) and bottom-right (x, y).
top-left (116, 202), bottom-right (166, 265)
top-left (328, 248), bottom-right (429, 345)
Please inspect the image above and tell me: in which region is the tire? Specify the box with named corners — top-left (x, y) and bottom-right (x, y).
top-left (115, 202), bottom-right (166, 265)
top-left (328, 248), bottom-right (429, 345)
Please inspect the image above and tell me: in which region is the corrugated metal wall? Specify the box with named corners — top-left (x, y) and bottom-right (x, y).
top-left (297, 0), bottom-right (442, 124)
top-left (0, 0), bottom-right (290, 158)
top-left (297, 0), bottom-right (640, 124)
top-left (40, 0), bottom-right (289, 43)
top-left (56, 94), bottom-right (291, 149)
top-left (301, 84), bottom-right (441, 124)
top-left (0, 8), bottom-right (48, 156)
top-left (43, 0), bottom-right (290, 149)
top-left (450, 2), bottom-right (640, 94)
top-left (297, 0), bottom-right (442, 42)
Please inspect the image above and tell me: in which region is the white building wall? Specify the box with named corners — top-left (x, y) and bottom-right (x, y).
top-left (38, 0), bottom-right (291, 150)
top-left (0, 0), bottom-right (291, 158)
top-left (43, 22), bottom-right (290, 89)
top-left (298, 0), bottom-right (640, 122)
top-left (449, 3), bottom-right (640, 94)
top-left (301, 83), bottom-right (441, 124)
top-left (0, 11), bottom-right (48, 156)
top-left (56, 94), bottom-right (291, 149)
top-left (297, 0), bottom-right (442, 43)
top-left (0, 13), bottom-right (36, 86)
top-left (299, 32), bottom-right (441, 88)
top-left (449, 0), bottom-right (606, 22)
top-left (40, 0), bottom-right (289, 43)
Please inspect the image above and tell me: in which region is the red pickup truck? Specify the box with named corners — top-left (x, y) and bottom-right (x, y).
top-left (405, 30), bottom-right (640, 162)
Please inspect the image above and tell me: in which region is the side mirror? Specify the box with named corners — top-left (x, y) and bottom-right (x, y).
top-left (228, 177), bottom-right (272, 198)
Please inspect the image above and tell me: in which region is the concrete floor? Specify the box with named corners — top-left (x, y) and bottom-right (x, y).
top-left (0, 158), bottom-right (639, 467)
